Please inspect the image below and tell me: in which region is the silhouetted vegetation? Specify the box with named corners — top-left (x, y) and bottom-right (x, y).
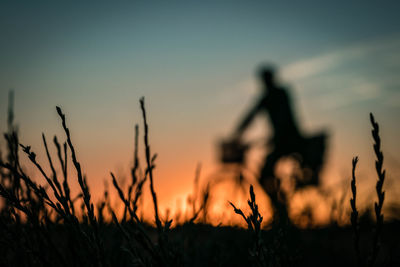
top-left (0, 93), bottom-right (399, 266)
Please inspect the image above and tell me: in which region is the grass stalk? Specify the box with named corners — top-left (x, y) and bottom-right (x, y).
top-left (350, 156), bottom-right (360, 267)
top-left (368, 113), bottom-right (386, 267)
top-left (139, 98), bottom-right (162, 230)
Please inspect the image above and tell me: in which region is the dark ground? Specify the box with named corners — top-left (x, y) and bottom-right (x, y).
top-left (168, 221), bottom-right (400, 267)
top-left (2, 220), bottom-right (400, 266)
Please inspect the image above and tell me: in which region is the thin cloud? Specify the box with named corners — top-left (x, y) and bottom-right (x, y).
top-left (279, 35), bottom-right (400, 111)
top-left (281, 35), bottom-right (400, 82)
top-left (221, 35), bottom-right (400, 112)
top-left (281, 53), bottom-right (343, 81)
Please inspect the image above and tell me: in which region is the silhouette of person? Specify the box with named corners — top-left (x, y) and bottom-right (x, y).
top-left (233, 65), bottom-right (303, 224)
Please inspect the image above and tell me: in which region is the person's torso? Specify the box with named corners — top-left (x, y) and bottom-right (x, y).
top-left (261, 87), bottom-right (300, 140)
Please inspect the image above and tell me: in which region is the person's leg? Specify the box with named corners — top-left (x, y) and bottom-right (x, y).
top-left (260, 151), bottom-right (289, 225)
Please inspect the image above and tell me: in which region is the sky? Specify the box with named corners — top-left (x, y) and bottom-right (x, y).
top-left (1, 1), bottom-right (400, 225)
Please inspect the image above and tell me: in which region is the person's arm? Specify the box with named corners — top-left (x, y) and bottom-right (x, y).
top-left (233, 97), bottom-right (264, 138)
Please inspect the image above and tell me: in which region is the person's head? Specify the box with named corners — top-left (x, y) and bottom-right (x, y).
top-left (257, 65), bottom-right (276, 89)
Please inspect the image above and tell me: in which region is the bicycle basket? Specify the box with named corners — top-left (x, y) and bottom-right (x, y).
top-left (219, 140), bottom-right (249, 164)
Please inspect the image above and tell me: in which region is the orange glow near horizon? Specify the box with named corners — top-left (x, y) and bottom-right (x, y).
top-left (5, 89), bottom-right (398, 229)
top-left (18, 135), bottom-right (399, 229)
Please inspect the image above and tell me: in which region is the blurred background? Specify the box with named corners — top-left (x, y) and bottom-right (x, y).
top-left (1, 0), bottom-right (399, 226)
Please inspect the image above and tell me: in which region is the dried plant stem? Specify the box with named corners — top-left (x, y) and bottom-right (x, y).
top-left (139, 98), bottom-right (162, 230)
top-left (368, 113), bottom-right (386, 267)
top-left (140, 98), bottom-right (178, 266)
top-left (54, 136), bottom-right (75, 215)
top-left (110, 172), bottom-right (163, 264)
top-left (230, 185), bottom-right (266, 266)
top-left (56, 107), bottom-right (95, 225)
top-left (42, 134), bottom-right (72, 216)
top-left (124, 124), bottom-right (140, 221)
top-left (56, 106), bottom-right (106, 267)
top-left (350, 156), bottom-right (360, 267)
top-left (19, 144), bottom-right (68, 217)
